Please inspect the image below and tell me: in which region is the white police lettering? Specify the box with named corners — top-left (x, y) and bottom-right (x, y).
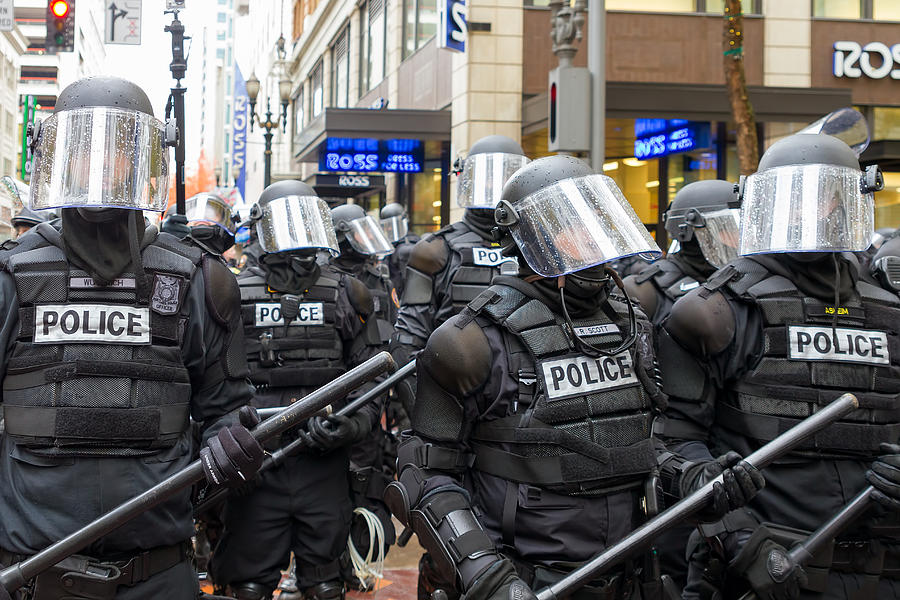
top-left (573, 324), bottom-right (620, 337)
top-left (34, 304), bottom-right (150, 344)
top-left (539, 352), bottom-right (638, 401)
top-left (69, 277), bottom-right (136, 289)
top-left (472, 247), bottom-right (518, 268)
top-left (255, 302), bottom-right (325, 327)
top-left (787, 325), bottom-right (890, 365)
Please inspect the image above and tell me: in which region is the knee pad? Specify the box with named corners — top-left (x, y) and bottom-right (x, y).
top-left (303, 580), bottom-right (345, 600)
top-left (232, 582), bottom-right (273, 600)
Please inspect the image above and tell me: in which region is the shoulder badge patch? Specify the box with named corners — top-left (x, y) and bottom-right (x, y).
top-left (151, 274), bottom-right (184, 315)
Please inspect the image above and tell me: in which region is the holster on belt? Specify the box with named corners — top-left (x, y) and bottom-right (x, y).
top-left (28, 543), bottom-right (189, 600)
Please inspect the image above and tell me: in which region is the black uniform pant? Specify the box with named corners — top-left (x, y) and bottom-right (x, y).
top-left (210, 450), bottom-right (352, 592)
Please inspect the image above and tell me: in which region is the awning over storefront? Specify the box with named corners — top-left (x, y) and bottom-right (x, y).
top-left (523, 82), bottom-right (854, 134)
top-left (294, 108), bottom-right (451, 164)
top-left (306, 173), bottom-right (386, 198)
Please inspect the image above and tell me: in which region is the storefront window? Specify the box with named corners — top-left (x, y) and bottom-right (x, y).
top-left (813, 0), bottom-right (861, 18)
top-left (409, 169), bottom-right (442, 234)
top-left (876, 172), bottom-right (900, 230)
top-left (603, 158), bottom-right (661, 227)
top-left (874, 0), bottom-right (900, 20)
top-left (874, 108), bottom-right (900, 140)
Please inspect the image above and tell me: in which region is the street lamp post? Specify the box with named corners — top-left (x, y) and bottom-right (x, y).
top-left (246, 35), bottom-right (293, 188)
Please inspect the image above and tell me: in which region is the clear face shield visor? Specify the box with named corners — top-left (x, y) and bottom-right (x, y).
top-left (457, 152), bottom-right (532, 208)
top-left (739, 164), bottom-right (875, 255)
top-left (30, 107), bottom-right (169, 212)
top-left (687, 208), bottom-right (741, 268)
top-left (380, 215), bottom-right (409, 243)
top-left (344, 215), bottom-right (394, 256)
top-left (256, 195), bottom-right (340, 255)
top-left (497, 174), bottom-right (662, 277)
top-left (184, 194), bottom-right (235, 233)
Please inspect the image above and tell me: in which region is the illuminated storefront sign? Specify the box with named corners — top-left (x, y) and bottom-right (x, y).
top-left (319, 138), bottom-right (425, 173)
top-left (634, 119), bottom-right (711, 160)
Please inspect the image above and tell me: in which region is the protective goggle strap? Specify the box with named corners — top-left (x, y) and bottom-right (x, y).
top-left (558, 271), bottom-right (638, 357)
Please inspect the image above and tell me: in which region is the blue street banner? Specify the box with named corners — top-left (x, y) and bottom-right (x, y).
top-left (232, 65), bottom-right (248, 201)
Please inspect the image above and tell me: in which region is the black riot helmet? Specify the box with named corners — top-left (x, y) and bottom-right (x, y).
top-left (380, 202), bottom-right (408, 243)
top-left (664, 180), bottom-right (740, 268)
top-left (456, 135), bottom-right (531, 209)
top-left (30, 76), bottom-right (171, 218)
top-left (738, 133), bottom-right (883, 256)
top-left (495, 155), bottom-right (661, 356)
top-left (249, 180), bottom-right (338, 256)
top-left (330, 203), bottom-right (393, 256)
top-left (10, 206), bottom-right (49, 228)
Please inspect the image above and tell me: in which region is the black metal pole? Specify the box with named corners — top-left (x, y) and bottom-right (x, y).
top-left (264, 128), bottom-right (273, 188)
top-left (535, 393), bottom-right (860, 600)
top-left (165, 11), bottom-right (187, 215)
top-left (0, 352), bottom-right (395, 594)
top-left (196, 360), bottom-right (417, 515)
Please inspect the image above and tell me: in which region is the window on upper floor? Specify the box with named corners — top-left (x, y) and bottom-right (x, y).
top-left (814, 0), bottom-right (900, 19)
top-left (525, 0), bottom-right (762, 13)
top-left (403, 0), bottom-right (437, 59)
top-left (217, 12), bottom-right (227, 23)
top-left (332, 27), bottom-right (350, 108)
top-left (361, 0), bottom-right (386, 92)
top-left (294, 84), bottom-right (305, 133)
top-left (310, 61), bottom-right (324, 118)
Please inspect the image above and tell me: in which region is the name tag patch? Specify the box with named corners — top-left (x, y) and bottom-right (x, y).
top-left (539, 352), bottom-right (638, 401)
top-left (787, 325), bottom-right (890, 365)
top-left (255, 303), bottom-right (325, 327)
top-left (574, 324), bottom-right (620, 337)
top-left (35, 304), bottom-right (150, 344)
top-left (472, 247), bottom-right (518, 268)
top-left (69, 277), bottom-right (136, 289)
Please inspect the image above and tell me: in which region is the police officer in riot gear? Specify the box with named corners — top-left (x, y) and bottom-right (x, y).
top-left (162, 192), bottom-right (239, 257)
top-left (381, 202), bottom-right (420, 296)
top-left (626, 179), bottom-right (739, 329)
top-left (328, 202), bottom-right (398, 580)
top-left (385, 155), bottom-right (764, 600)
top-left (10, 206), bottom-right (51, 238)
top-left (657, 133), bottom-right (900, 599)
top-left (389, 134), bottom-right (530, 418)
top-left (211, 180), bottom-right (381, 600)
top-left (0, 76), bottom-right (264, 600)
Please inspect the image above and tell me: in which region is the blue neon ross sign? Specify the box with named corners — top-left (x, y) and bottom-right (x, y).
top-left (633, 120), bottom-right (711, 160)
top-left (319, 137), bottom-right (425, 173)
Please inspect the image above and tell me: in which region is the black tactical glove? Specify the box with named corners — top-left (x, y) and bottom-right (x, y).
top-left (731, 528), bottom-right (805, 600)
top-left (684, 451), bottom-right (765, 521)
top-left (867, 442), bottom-right (900, 511)
top-left (200, 406), bottom-right (265, 487)
top-left (465, 560), bottom-right (536, 600)
top-left (301, 413), bottom-right (367, 453)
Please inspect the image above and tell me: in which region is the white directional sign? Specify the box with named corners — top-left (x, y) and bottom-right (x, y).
top-left (105, 0), bottom-right (142, 45)
top-left (0, 0), bottom-right (13, 33)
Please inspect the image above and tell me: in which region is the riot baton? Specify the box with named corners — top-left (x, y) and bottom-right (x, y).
top-left (195, 359), bottom-right (417, 515)
top-left (0, 352), bottom-right (395, 595)
top-left (738, 485), bottom-right (875, 600)
top-left (534, 393), bottom-right (860, 600)
top-left (254, 360), bottom-right (417, 419)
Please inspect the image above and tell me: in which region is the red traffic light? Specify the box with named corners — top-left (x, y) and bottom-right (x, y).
top-left (50, 0), bottom-right (69, 18)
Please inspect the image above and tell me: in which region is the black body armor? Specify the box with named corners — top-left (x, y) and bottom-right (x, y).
top-left (1, 224), bottom-right (199, 457)
top-left (632, 258), bottom-right (700, 326)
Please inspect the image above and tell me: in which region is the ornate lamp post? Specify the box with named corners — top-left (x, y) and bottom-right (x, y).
top-left (246, 35), bottom-right (293, 187)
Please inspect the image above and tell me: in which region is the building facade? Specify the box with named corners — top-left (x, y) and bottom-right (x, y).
top-left (257, 0), bottom-right (900, 240)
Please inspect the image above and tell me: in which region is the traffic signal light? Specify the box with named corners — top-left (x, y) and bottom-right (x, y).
top-left (548, 66), bottom-right (590, 153)
top-left (46, 0), bottom-right (75, 54)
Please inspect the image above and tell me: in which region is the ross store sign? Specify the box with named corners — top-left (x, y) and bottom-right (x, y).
top-left (319, 138), bottom-right (424, 173)
top-left (833, 41), bottom-right (900, 80)
top-left (634, 119), bottom-right (711, 160)
top-left (439, 0), bottom-right (467, 53)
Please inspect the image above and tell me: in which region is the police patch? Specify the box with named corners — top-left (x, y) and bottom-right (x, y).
top-left (34, 304), bottom-right (150, 344)
top-left (787, 325), bottom-right (890, 365)
top-left (574, 324), bottom-right (620, 337)
top-left (151, 274), bottom-right (183, 315)
top-left (472, 247), bottom-right (518, 268)
top-left (255, 302), bottom-right (325, 327)
top-left (539, 352), bottom-right (639, 401)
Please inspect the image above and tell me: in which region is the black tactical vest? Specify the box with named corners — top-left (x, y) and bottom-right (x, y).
top-left (353, 261), bottom-right (396, 346)
top-left (238, 265), bottom-right (346, 402)
top-left (632, 258), bottom-right (699, 326)
top-left (438, 222), bottom-right (518, 313)
top-left (705, 257), bottom-right (900, 457)
top-left (1, 225), bottom-right (199, 457)
top-left (463, 283), bottom-right (660, 495)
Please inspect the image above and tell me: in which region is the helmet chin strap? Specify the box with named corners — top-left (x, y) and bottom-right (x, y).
top-left (557, 267), bottom-right (638, 357)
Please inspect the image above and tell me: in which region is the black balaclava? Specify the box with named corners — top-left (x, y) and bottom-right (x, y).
top-left (463, 208), bottom-right (496, 240)
top-left (61, 208), bottom-right (147, 288)
top-left (260, 250), bottom-right (321, 294)
top-left (670, 238), bottom-right (718, 281)
top-left (751, 252), bottom-right (857, 303)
